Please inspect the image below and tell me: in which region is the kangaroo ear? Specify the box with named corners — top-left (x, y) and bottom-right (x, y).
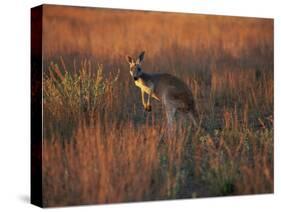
top-left (126, 55), bottom-right (133, 64)
top-left (137, 51), bottom-right (145, 63)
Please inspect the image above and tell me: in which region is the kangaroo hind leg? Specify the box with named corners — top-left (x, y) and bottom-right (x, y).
top-left (188, 112), bottom-right (198, 128)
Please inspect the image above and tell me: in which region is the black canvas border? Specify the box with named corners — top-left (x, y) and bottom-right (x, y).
top-left (31, 5), bottom-right (43, 208)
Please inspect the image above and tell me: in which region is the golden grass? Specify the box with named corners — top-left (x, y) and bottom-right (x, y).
top-left (43, 117), bottom-right (192, 206)
top-left (41, 5), bottom-right (273, 207)
top-left (42, 5), bottom-right (273, 62)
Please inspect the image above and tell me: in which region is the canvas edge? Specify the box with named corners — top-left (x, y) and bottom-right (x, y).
top-left (39, 3), bottom-right (274, 20)
top-left (31, 4), bottom-right (43, 208)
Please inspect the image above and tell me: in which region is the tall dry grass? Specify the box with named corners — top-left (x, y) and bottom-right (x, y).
top-left (43, 119), bottom-right (192, 206)
top-left (41, 5), bottom-right (273, 207)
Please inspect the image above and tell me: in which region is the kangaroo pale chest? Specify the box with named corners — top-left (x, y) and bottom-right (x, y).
top-left (134, 79), bottom-right (160, 100)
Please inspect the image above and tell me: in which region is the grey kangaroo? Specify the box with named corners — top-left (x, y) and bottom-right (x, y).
top-left (126, 51), bottom-right (198, 128)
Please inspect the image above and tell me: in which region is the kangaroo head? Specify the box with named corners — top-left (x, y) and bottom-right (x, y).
top-left (126, 51), bottom-right (145, 81)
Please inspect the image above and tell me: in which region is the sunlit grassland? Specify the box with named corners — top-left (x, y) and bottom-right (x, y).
top-left (41, 5), bottom-right (273, 207)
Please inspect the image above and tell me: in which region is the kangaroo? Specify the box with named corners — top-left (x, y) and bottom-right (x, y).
top-left (126, 51), bottom-right (198, 128)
